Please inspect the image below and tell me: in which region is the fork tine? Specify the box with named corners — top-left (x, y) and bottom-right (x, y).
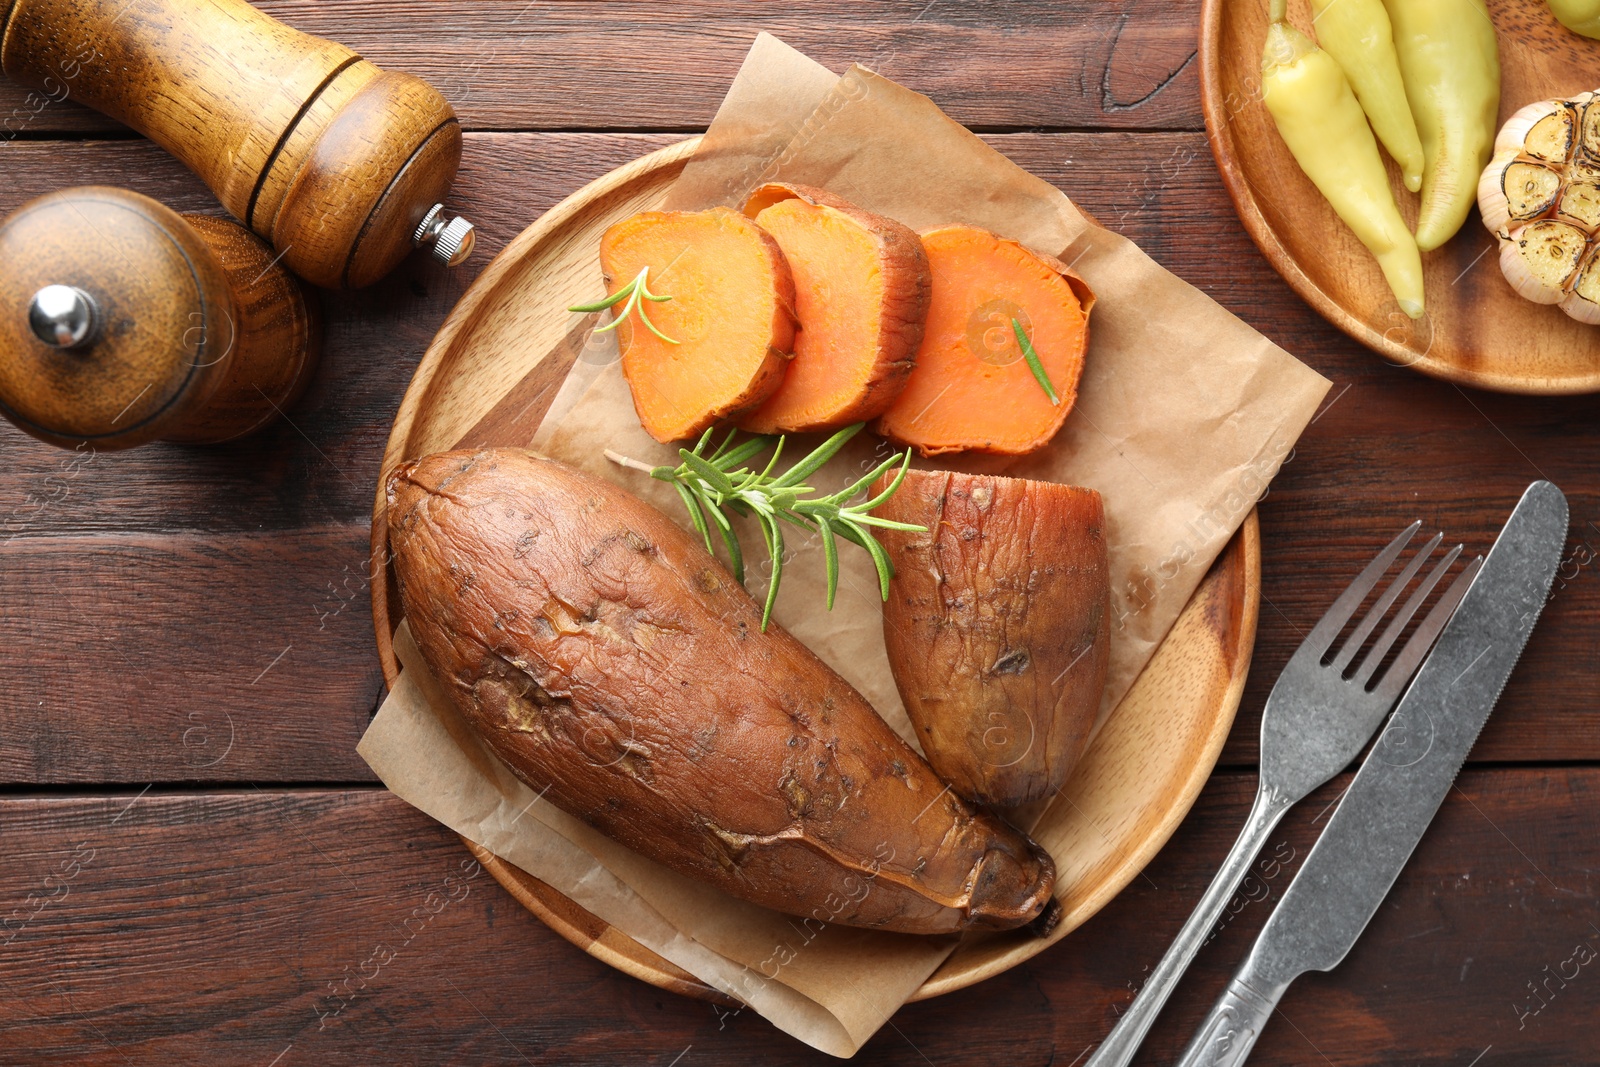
top-left (1370, 554), bottom-right (1485, 702)
top-left (1352, 542), bottom-right (1462, 686)
top-left (1331, 531), bottom-right (1443, 673)
top-left (1300, 520), bottom-right (1422, 660)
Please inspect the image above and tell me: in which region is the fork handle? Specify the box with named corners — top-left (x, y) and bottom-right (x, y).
top-left (1082, 783), bottom-right (1293, 1067)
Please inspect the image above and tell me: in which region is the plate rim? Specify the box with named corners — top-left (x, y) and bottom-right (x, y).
top-left (369, 135), bottom-right (1263, 1004)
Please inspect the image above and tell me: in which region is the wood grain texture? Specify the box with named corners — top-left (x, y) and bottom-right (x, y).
top-left (0, 770), bottom-right (1592, 1063)
top-left (0, 3), bottom-right (1594, 1058)
top-left (1, 0), bottom-right (462, 287)
top-left (0, 131), bottom-right (1598, 792)
top-left (169, 213), bottom-right (322, 444)
top-left (1201, 0), bottom-right (1600, 393)
top-left (0, 528), bottom-right (383, 784)
top-left (0, 0), bottom-right (1205, 136)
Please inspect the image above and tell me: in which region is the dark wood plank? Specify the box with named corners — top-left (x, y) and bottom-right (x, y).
top-left (0, 768), bottom-right (1591, 1063)
top-left (0, 0), bottom-right (1203, 137)
top-left (0, 529), bottom-right (382, 784)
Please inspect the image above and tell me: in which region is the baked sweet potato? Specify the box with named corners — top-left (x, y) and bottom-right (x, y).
top-left (873, 469), bottom-right (1110, 807)
top-left (874, 225), bottom-right (1095, 456)
top-left (387, 447), bottom-right (1059, 935)
top-left (736, 184), bottom-right (930, 434)
top-left (599, 208), bottom-right (796, 443)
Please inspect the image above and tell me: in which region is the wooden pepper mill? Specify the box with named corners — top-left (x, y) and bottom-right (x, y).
top-left (0, 0), bottom-right (474, 289)
top-left (0, 186), bottom-right (321, 450)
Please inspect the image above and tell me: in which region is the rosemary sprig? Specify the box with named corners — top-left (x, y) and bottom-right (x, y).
top-left (569, 266), bottom-right (680, 345)
top-left (1012, 317), bottom-right (1060, 405)
top-left (606, 423), bottom-right (926, 631)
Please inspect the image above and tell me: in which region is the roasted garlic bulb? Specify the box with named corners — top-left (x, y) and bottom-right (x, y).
top-left (1477, 91), bottom-right (1600, 325)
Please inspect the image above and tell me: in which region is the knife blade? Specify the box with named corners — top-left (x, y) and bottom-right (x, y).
top-left (1174, 480), bottom-right (1568, 1067)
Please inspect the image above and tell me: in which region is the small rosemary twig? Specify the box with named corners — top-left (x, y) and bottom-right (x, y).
top-left (607, 423), bottom-right (925, 630)
top-left (1012, 317), bottom-right (1060, 405)
top-left (569, 266), bottom-right (680, 345)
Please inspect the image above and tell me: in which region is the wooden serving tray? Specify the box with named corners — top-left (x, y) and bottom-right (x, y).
top-left (1200, 0), bottom-right (1600, 394)
top-left (370, 137), bottom-right (1261, 1003)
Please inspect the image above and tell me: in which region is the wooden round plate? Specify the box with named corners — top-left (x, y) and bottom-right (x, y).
top-left (371, 137), bottom-right (1262, 1004)
top-left (1200, 0), bottom-right (1600, 393)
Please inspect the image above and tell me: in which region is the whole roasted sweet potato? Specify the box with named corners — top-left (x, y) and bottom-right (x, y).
top-left (387, 447), bottom-right (1058, 935)
top-left (874, 469), bottom-right (1111, 807)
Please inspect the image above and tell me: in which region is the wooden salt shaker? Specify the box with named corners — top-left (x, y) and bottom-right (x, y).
top-left (0, 186), bottom-right (321, 450)
top-left (0, 0), bottom-right (475, 288)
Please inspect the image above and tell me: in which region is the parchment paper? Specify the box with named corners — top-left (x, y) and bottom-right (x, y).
top-left (359, 33), bottom-right (1331, 1057)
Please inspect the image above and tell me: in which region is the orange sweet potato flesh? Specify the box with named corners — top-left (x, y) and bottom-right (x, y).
top-left (874, 225), bottom-right (1095, 456)
top-left (387, 447), bottom-right (1060, 935)
top-left (735, 184), bottom-right (930, 434)
top-left (600, 208), bottom-right (795, 443)
top-left (873, 469), bottom-right (1110, 807)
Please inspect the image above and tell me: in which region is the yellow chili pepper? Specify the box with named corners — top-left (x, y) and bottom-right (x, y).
top-left (1263, 1), bottom-right (1425, 318)
top-left (1545, 0), bottom-right (1600, 39)
top-left (1309, 0), bottom-right (1425, 191)
top-left (1386, 0), bottom-right (1502, 251)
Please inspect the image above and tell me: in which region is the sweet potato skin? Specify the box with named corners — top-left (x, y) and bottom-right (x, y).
top-left (737, 184), bottom-right (930, 434)
top-left (387, 448), bottom-right (1058, 935)
top-left (600, 208), bottom-right (796, 443)
top-left (874, 469), bottom-right (1110, 807)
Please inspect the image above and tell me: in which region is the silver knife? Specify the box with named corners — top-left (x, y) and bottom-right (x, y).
top-left (1173, 480), bottom-right (1568, 1067)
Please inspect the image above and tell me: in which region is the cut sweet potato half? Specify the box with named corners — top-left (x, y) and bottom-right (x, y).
top-left (873, 468), bottom-right (1110, 807)
top-left (874, 225), bottom-right (1095, 456)
top-left (735, 184), bottom-right (930, 434)
top-left (599, 208), bottom-right (796, 443)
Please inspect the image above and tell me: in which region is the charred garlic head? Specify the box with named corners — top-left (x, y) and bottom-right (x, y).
top-left (1477, 91), bottom-right (1600, 325)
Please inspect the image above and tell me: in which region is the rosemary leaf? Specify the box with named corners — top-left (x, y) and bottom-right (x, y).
top-left (770, 423), bottom-right (863, 488)
top-left (681, 450), bottom-right (736, 495)
top-left (816, 517), bottom-right (840, 611)
top-left (1012, 317), bottom-right (1061, 405)
top-left (568, 266), bottom-right (680, 345)
top-left (829, 450), bottom-right (906, 505)
top-left (857, 527), bottom-right (896, 600)
top-left (859, 450), bottom-right (913, 511)
top-left (760, 515), bottom-right (784, 631)
top-left (674, 481), bottom-right (713, 554)
top-left (704, 500), bottom-right (744, 584)
top-left (607, 422), bottom-right (923, 629)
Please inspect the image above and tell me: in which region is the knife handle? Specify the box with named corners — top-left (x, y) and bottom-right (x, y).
top-left (1173, 966), bottom-right (1291, 1067)
top-left (1083, 783), bottom-right (1293, 1067)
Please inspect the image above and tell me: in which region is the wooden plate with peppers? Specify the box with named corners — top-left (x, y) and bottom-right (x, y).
top-left (1201, 0), bottom-right (1600, 394)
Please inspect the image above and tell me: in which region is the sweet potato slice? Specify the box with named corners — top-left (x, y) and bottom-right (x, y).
top-left (387, 447), bottom-right (1060, 935)
top-left (735, 184), bottom-right (930, 434)
top-left (873, 468), bottom-right (1110, 807)
top-left (874, 225), bottom-right (1095, 456)
top-left (599, 208), bottom-right (795, 443)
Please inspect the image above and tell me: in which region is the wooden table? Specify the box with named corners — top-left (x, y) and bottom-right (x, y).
top-left (2, 3), bottom-right (1595, 1063)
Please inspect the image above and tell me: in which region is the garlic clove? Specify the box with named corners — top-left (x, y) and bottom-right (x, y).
top-left (1478, 149), bottom-right (1519, 233)
top-left (1528, 105), bottom-right (1578, 163)
top-left (1557, 178), bottom-right (1600, 231)
top-left (1581, 99), bottom-right (1600, 170)
top-left (1505, 160), bottom-right (1564, 223)
top-left (1495, 99), bottom-right (1562, 155)
top-left (1501, 221), bottom-right (1587, 305)
top-left (1559, 247), bottom-right (1600, 325)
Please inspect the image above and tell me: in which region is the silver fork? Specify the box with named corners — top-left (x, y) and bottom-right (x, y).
top-left (1083, 522), bottom-right (1483, 1067)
